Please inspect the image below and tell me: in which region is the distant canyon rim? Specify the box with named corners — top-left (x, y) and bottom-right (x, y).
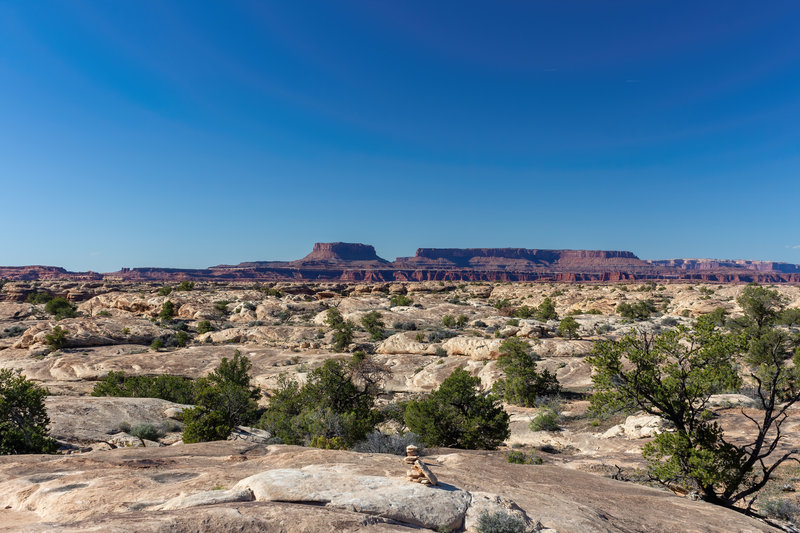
top-left (2, 242), bottom-right (800, 284)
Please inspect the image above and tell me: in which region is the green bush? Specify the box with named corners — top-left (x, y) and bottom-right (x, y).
top-left (476, 510), bottom-right (527, 533)
top-left (150, 338), bottom-right (164, 351)
top-left (405, 368), bottom-right (509, 450)
top-left (557, 316), bottom-right (579, 338)
top-left (361, 311), bottom-right (385, 341)
top-left (44, 297), bottom-right (77, 320)
top-left (44, 326), bottom-right (68, 350)
top-left (26, 291), bottom-right (53, 304)
top-left (492, 338), bottom-right (560, 407)
top-left (197, 320), bottom-right (214, 334)
top-left (91, 372), bottom-right (199, 404)
top-left (258, 354), bottom-right (384, 447)
top-left (130, 423), bottom-right (164, 442)
top-left (441, 314), bottom-right (456, 328)
top-left (157, 285), bottom-right (172, 296)
top-left (175, 330), bottom-right (190, 347)
top-left (616, 300), bottom-right (656, 320)
top-left (456, 314), bottom-right (469, 328)
top-left (326, 308), bottom-right (354, 351)
top-left (506, 450), bottom-right (543, 465)
top-left (535, 297), bottom-right (558, 321)
top-left (175, 281), bottom-right (194, 292)
top-left (214, 300), bottom-right (231, 316)
top-left (529, 408), bottom-right (560, 431)
top-left (182, 351), bottom-right (262, 443)
top-left (0, 369), bottom-right (58, 454)
top-left (158, 300), bottom-right (176, 322)
top-left (390, 294), bottom-right (413, 307)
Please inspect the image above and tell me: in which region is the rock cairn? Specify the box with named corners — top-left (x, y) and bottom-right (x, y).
top-left (405, 445), bottom-right (437, 486)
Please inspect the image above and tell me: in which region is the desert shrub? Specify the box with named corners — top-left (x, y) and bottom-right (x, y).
top-left (441, 314), bottom-right (456, 328)
top-left (353, 431), bottom-right (424, 455)
top-left (26, 291), bottom-right (53, 304)
top-left (157, 285), bottom-right (172, 296)
top-left (174, 330), bottom-right (190, 347)
top-left (506, 450), bottom-right (543, 465)
top-left (332, 322), bottom-right (354, 352)
top-left (616, 300), bottom-right (656, 320)
top-left (310, 435), bottom-right (347, 450)
top-left (150, 338), bottom-right (164, 351)
top-left (175, 281), bottom-right (194, 292)
top-left (0, 326), bottom-right (26, 339)
top-left (512, 305), bottom-right (536, 319)
top-left (455, 314), bottom-right (468, 328)
top-left (361, 311), bottom-right (385, 341)
top-left (393, 321), bottom-right (417, 331)
top-left (214, 300), bottom-right (231, 316)
top-left (761, 498), bottom-right (800, 522)
top-left (390, 294), bottom-right (413, 307)
top-left (661, 317), bottom-right (678, 327)
top-left (535, 297), bottom-right (558, 321)
top-left (556, 316), bottom-right (579, 338)
top-left (492, 338), bottom-right (559, 407)
top-left (44, 326), bottom-right (68, 350)
top-left (427, 329), bottom-right (457, 343)
top-left (182, 351), bottom-right (262, 443)
top-left (0, 369), bottom-right (58, 454)
top-left (92, 372), bottom-right (199, 404)
top-left (476, 510), bottom-right (527, 533)
top-left (197, 320), bottom-right (213, 334)
top-left (95, 310), bottom-right (112, 317)
top-left (158, 300), bottom-right (175, 322)
top-left (45, 297), bottom-right (77, 320)
top-left (405, 368), bottom-right (509, 450)
top-left (130, 423), bottom-right (164, 442)
top-left (324, 308), bottom-right (354, 351)
top-left (703, 307), bottom-right (729, 327)
top-left (779, 308), bottom-right (800, 328)
top-left (505, 318), bottom-right (520, 327)
top-left (474, 320), bottom-right (488, 328)
top-left (258, 354), bottom-right (384, 447)
top-left (529, 408), bottom-right (560, 431)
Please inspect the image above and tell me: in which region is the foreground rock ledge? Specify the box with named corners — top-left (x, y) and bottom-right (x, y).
top-left (0, 442), bottom-right (779, 532)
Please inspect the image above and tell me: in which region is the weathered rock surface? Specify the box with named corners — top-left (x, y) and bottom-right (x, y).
top-left (233, 466), bottom-right (470, 530)
top-left (601, 414), bottom-right (667, 440)
top-left (45, 396), bottom-right (189, 445)
top-left (0, 443), bottom-right (778, 532)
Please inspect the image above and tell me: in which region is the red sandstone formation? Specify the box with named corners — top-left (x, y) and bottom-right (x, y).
top-left (2, 243), bottom-right (800, 284)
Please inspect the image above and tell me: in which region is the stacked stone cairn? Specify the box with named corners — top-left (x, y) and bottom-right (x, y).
top-left (404, 445), bottom-right (437, 486)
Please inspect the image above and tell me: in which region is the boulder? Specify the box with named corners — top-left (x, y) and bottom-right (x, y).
top-left (602, 414), bottom-right (666, 439)
top-left (233, 466), bottom-right (471, 530)
top-left (376, 332), bottom-right (431, 355)
top-left (441, 336), bottom-right (503, 360)
top-left (464, 491), bottom-right (535, 533)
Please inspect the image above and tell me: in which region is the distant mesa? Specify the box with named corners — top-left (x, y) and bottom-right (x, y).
top-left (293, 242), bottom-right (389, 265)
top-left (2, 242), bottom-right (800, 284)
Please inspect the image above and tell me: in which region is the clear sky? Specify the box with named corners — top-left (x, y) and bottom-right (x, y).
top-left (1, 1), bottom-right (799, 271)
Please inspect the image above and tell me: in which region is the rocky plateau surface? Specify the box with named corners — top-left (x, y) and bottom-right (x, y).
top-left (2, 279), bottom-right (800, 531)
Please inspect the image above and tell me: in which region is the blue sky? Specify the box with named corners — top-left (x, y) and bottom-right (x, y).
top-left (1, 1), bottom-right (799, 271)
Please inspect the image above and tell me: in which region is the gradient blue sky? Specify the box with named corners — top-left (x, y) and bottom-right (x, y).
top-left (1, 1), bottom-right (799, 271)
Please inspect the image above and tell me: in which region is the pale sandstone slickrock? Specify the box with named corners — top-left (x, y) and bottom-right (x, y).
top-left (601, 414), bottom-right (667, 440)
top-left (232, 465), bottom-right (471, 530)
top-left (441, 335), bottom-right (503, 360)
